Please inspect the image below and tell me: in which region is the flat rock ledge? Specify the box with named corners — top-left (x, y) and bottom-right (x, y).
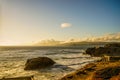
top-left (59, 61), bottom-right (120, 80)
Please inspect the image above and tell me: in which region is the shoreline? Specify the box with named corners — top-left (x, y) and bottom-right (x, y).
top-left (59, 43), bottom-right (120, 80)
top-left (59, 61), bottom-right (120, 80)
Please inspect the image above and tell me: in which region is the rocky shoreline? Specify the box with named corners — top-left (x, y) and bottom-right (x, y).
top-left (0, 43), bottom-right (119, 80)
top-left (85, 43), bottom-right (120, 57)
top-left (59, 61), bottom-right (120, 80)
top-left (59, 43), bottom-right (120, 80)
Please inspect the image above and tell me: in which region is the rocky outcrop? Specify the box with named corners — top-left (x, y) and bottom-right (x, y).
top-left (105, 43), bottom-right (120, 48)
top-left (24, 57), bottom-right (55, 70)
top-left (91, 66), bottom-right (120, 80)
top-left (59, 43), bottom-right (120, 80)
top-left (110, 74), bottom-right (120, 80)
top-left (59, 61), bottom-right (120, 80)
top-left (109, 56), bottom-right (120, 61)
top-left (102, 56), bottom-right (120, 62)
top-left (85, 43), bottom-right (120, 57)
top-left (59, 63), bottom-right (96, 80)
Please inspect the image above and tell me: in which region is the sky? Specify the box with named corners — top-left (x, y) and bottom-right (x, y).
top-left (0, 0), bottom-right (120, 45)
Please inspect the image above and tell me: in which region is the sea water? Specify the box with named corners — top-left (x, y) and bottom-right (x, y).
top-left (0, 46), bottom-right (100, 80)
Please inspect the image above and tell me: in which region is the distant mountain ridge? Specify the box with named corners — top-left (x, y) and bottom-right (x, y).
top-left (34, 41), bottom-right (120, 46)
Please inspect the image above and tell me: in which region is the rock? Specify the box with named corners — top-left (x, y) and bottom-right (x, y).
top-left (110, 56), bottom-right (120, 61)
top-left (85, 43), bottom-right (120, 57)
top-left (59, 61), bottom-right (120, 80)
top-left (91, 66), bottom-right (120, 80)
top-left (105, 43), bottom-right (120, 48)
top-left (110, 74), bottom-right (120, 80)
top-left (59, 63), bottom-right (96, 80)
top-left (24, 57), bottom-right (55, 70)
top-left (85, 47), bottom-right (96, 56)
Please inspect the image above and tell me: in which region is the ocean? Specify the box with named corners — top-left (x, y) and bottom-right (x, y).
top-left (0, 46), bottom-right (101, 80)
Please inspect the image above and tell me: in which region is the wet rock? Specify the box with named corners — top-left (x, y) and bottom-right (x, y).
top-left (24, 57), bottom-right (55, 70)
top-left (86, 47), bottom-right (96, 56)
top-left (85, 43), bottom-right (120, 57)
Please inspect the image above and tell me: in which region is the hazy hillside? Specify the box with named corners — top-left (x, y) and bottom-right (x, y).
top-left (34, 41), bottom-right (120, 47)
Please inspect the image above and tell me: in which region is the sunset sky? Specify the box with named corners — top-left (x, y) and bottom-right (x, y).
top-left (0, 0), bottom-right (120, 45)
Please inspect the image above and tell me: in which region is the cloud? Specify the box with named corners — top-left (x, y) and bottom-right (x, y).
top-left (64, 32), bottom-right (120, 43)
top-left (83, 32), bottom-right (120, 42)
top-left (61, 23), bottom-right (72, 28)
top-left (35, 39), bottom-right (63, 46)
top-left (34, 32), bottom-right (120, 46)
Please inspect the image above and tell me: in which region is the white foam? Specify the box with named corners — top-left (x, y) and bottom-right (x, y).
top-left (0, 48), bottom-right (100, 80)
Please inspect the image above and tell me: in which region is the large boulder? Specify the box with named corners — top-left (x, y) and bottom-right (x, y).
top-left (24, 57), bottom-right (55, 70)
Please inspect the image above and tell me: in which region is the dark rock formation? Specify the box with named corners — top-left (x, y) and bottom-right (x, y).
top-left (110, 74), bottom-right (120, 80)
top-left (86, 47), bottom-right (96, 56)
top-left (24, 57), bottom-right (55, 70)
top-left (92, 66), bottom-right (120, 80)
top-left (105, 43), bottom-right (120, 48)
top-left (110, 56), bottom-right (120, 61)
top-left (85, 43), bottom-right (120, 57)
